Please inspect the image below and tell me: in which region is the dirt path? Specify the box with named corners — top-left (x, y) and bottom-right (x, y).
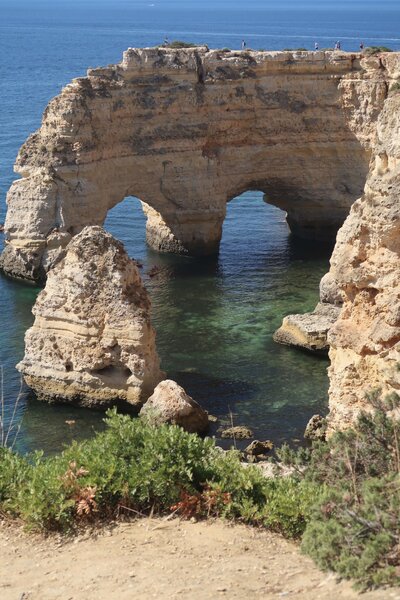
top-left (0, 518), bottom-right (398, 600)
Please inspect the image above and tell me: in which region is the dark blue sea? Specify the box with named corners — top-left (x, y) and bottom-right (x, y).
top-left (1, 0), bottom-right (399, 454)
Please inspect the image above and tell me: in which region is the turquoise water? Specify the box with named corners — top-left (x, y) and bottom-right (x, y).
top-left (1, 193), bottom-right (330, 454)
top-left (1, 0), bottom-right (398, 453)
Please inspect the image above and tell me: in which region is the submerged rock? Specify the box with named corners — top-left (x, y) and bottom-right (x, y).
top-left (304, 414), bottom-right (327, 441)
top-left (208, 414), bottom-right (218, 423)
top-left (219, 426), bottom-right (253, 440)
top-left (273, 302), bottom-right (341, 353)
top-left (139, 379), bottom-right (209, 434)
top-left (17, 226), bottom-right (164, 409)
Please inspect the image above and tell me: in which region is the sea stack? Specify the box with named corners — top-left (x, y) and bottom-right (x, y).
top-left (17, 226), bottom-right (164, 409)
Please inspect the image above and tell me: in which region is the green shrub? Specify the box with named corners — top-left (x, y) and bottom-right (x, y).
top-left (300, 392), bottom-right (400, 589)
top-left (3, 393), bottom-right (400, 590)
top-left (363, 46), bottom-right (393, 56)
top-left (303, 475), bottom-right (400, 589)
top-left (2, 411), bottom-right (227, 529)
top-left (261, 477), bottom-right (318, 537)
top-left (0, 410), bottom-right (313, 534)
top-left (166, 40), bottom-right (198, 49)
top-left (0, 447), bottom-right (31, 506)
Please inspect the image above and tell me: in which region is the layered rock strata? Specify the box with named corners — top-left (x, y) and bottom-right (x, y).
top-left (326, 90), bottom-right (400, 431)
top-left (139, 379), bottom-right (209, 434)
top-left (273, 302), bottom-right (341, 353)
top-left (3, 48), bottom-right (397, 282)
top-left (17, 226), bottom-right (163, 408)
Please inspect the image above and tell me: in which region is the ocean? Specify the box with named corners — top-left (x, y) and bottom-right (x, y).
top-left (1, 0), bottom-right (399, 453)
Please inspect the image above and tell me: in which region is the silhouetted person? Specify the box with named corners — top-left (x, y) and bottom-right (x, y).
top-left (241, 39), bottom-right (246, 50)
top-left (360, 41), bottom-right (364, 51)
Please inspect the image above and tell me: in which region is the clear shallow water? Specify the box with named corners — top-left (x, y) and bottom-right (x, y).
top-left (1, 0), bottom-right (398, 453)
top-left (1, 195), bottom-right (330, 454)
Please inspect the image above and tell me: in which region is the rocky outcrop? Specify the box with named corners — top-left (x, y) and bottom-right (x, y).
top-left (271, 55), bottom-right (400, 429)
top-left (304, 414), bottom-right (327, 441)
top-left (326, 90), bottom-right (400, 431)
top-left (17, 226), bottom-right (163, 408)
top-left (273, 302), bottom-right (341, 353)
top-left (3, 48), bottom-right (397, 282)
top-left (244, 440), bottom-right (274, 457)
top-left (219, 426), bottom-right (254, 440)
top-left (139, 379), bottom-right (209, 434)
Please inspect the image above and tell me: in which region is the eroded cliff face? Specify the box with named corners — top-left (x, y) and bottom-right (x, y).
top-left (327, 90), bottom-right (400, 431)
top-left (17, 226), bottom-right (164, 408)
top-left (2, 48), bottom-right (394, 282)
top-left (273, 54), bottom-right (400, 356)
top-left (4, 47), bottom-right (400, 431)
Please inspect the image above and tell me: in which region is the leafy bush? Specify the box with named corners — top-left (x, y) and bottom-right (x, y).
top-left (3, 392), bottom-right (400, 590)
top-left (300, 392), bottom-right (400, 589)
top-left (363, 46), bottom-right (393, 56)
top-left (261, 477), bottom-right (317, 537)
top-left (166, 40), bottom-right (198, 49)
top-left (0, 410), bottom-right (313, 533)
top-left (303, 476), bottom-right (400, 589)
top-left (0, 447), bottom-right (31, 505)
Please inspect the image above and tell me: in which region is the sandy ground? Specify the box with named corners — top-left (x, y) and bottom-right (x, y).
top-left (0, 517), bottom-right (399, 600)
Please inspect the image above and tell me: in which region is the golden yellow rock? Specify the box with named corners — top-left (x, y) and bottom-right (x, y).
top-left (17, 226), bottom-right (164, 408)
top-left (2, 48), bottom-right (396, 282)
top-left (327, 90), bottom-right (400, 431)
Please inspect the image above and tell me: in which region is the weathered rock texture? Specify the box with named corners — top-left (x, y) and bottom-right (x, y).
top-left (304, 414), bottom-right (327, 441)
top-left (17, 226), bottom-right (163, 408)
top-left (273, 302), bottom-right (341, 353)
top-left (327, 89), bottom-right (400, 431)
top-left (3, 48), bottom-right (397, 282)
top-left (139, 379), bottom-right (209, 434)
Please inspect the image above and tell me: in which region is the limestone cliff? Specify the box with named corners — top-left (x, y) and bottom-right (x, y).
top-left (17, 226), bottom-right (163, 408)
top-left (4, 47), bottom-right (400, 432)
top-left (327, 90), bottom-right (400, 430)
top-left (2, 48), bottom-right (395, 282)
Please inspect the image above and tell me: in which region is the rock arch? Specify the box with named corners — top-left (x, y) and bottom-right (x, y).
top-left (0, 47), bottom-right (393, 282)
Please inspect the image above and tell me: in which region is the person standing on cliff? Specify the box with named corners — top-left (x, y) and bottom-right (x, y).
top-left (314, 42), bottom-right (319, 50)
top-left (360, 41), bottom-right (364, 51)
top-left (241, 39), bottom-right (246, 50)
